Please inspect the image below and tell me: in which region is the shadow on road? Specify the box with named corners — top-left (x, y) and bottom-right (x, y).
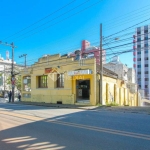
top-left (1, 103), bottom-right (150, 150)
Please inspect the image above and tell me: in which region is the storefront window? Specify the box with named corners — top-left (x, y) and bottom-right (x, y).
top-left (38, 75), bottom-right (48, 88)
top-left (57, 74), bottom-right (64, 88)
top-left (23, 76), bottom-right (31, 91)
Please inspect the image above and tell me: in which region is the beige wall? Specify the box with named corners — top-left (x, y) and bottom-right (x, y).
top-left (21, 54), bottom-right (139, 106)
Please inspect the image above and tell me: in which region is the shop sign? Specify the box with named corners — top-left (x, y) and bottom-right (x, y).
top-left (45, 68), bottom-right (57, 74)
top-left (68, 69), bottom-right (92, 76)
top-left (11, 77), bottom-right (16, 86)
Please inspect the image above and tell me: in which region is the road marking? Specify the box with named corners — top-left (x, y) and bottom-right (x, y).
top-left (0, 111), bottom-right (43, 121)
top-left (0, 110), bottom-right (150, 141)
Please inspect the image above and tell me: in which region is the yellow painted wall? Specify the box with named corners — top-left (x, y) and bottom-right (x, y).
top-left (21, 55), bottom-right (97, 105)
top-left (21, 54), bottom-right (139, 106)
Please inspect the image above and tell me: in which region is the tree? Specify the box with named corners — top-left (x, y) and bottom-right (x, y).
top-left (6, 75), bottom-right (21, 91)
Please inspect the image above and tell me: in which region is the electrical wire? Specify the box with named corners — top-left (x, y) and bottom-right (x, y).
top-left (3, 0), bottom-right (76, 41)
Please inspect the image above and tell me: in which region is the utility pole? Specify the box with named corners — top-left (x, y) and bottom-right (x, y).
top-left (100, 23), bottom-right (103, 104)
top-left (4, 65), bottom-right (5, 95)
top-left (11, 42), bottom-right (15, 103)
top-left (19, 54), bottom-right (27, 67)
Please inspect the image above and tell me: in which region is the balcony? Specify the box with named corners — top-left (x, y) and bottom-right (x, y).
top-left (133, 46), bottom-right (136, 50)
top-left (133, 51), bottom-right (136, 56)
top-left (133, 40), bottom-right (136, 43)
top-left (133, 58), bottom-right (136, 62)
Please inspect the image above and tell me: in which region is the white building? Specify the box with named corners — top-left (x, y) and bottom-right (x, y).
top-left (104, 56), bottom-right (129, 81)
top-left (133, 25), bottom-right (150, 99)
top-left (127, 68), bottom-right (136, 83)
top-left (0, 55), bottom-right (24, 96)
top-left (104, 56), bottom-right (137, 93)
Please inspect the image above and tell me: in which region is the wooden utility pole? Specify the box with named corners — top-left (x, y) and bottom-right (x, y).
top-left (11, 42), bottom-right (15, 102)
top-left (0, 41), bottom-right (16, 102)
top-left (100, 24), bottom-right (103, 104)
top-left (4, 65), bottom-right (5, 95)
top-left (19, 54), bottom-right (27, 68)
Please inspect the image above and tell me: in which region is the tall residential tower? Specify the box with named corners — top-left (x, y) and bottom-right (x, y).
top-left (133, 25), bottom-right (150, 98)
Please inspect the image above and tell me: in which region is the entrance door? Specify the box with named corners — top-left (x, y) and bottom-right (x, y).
top-left (76, 80), bottom-right (90, 103)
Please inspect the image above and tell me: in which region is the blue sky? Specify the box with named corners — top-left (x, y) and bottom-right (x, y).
top-left (0, 0), bottom-right (150, 67)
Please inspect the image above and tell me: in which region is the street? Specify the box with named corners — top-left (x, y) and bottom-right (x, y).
top-left (0, 100), bottom-right (150, 150)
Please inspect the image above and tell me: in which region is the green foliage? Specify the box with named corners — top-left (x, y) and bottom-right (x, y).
top-left (6, 75), bottom-right (21, 91)
top-left (106, 102), bottom-right (119, 106)
top-left (96, 103), bottom-right (102, 106)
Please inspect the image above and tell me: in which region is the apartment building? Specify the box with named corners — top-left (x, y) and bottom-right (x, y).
top-left (133, 25), bottom-right (150, 98)
top-left (68, 40), bottom-right (106, 64)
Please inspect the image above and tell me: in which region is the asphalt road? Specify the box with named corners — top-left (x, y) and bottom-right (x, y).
top-left (0, 100), bottom-right (150, 150)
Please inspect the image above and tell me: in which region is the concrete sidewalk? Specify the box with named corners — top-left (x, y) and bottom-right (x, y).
top-left (14, 101), bottom-right (98, 110)
top-left (12, 101), bottom-right (150, 115)
top-left (104, 106), bottom-right (150, 115)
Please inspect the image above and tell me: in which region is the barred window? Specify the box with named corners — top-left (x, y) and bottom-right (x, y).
top-left (38, 75), bottom-right (48, 88)
top-left (57, 74), bottom-right (64, 88)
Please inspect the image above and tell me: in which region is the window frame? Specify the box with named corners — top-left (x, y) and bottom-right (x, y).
top-left (145, 64), bottom-right (149, 67)
top-left (57, 73), bottom-right (64, 88)
top-left (38, 75), bottom-right (48, 88)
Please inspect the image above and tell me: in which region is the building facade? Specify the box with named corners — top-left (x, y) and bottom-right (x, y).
top-left (69, 40), bottom-right (106, 64)
top-left (104, 56), bottom-right (130, 82)
top-left (133, 25), bottom-right (150, 99)
top-left (21, 54), bottom-right (140, 106)
top-left (0, 56), bottom-right (24, 96)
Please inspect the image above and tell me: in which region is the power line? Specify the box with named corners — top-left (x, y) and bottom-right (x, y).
top-left (104, 17), bottom-right (150, 39)
top-left (3, 0), bottom-right (76, 41)
top-left (104, 8), bottom-right (150, 29)
top-left (103, 4), bottom-right (150, 24)
top-left (14, 0), bottom-right (102, 42)
top-left (11, 0), bottom-right (90, 41)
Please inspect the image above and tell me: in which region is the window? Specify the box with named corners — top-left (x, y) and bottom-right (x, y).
top-left (144, 36), bottom-right (148, 40)
top-left (137, 31), bottom-right (141, 35)
top-left (145, 57), bottom-right (148, 60)
top-left (145, 50), bottom-right (148, 53)
top-left (145, 85), bottom-right (148, 88)
top-left (23, 76), bottom-right (31, 91)
top-left (138, 72), bottom-right (141, 74)
top-left (138, 78), bottom-right (141, 81)
top-left (144, 43), bottom-right (148, 47)
top-left (144, 30), bottom-right (148, 34)
top-left (137, 65), bottom-right (141, 68)
top-left (57, 74), bottom-right (64, 88)
top-left (38, 75), bottom-right (48, 88)
top-left (145, 64), bottom-right (148, 67)
top-left (137, 45), bottom-right (141, 48)
top-left (139, 85), bottom-right (141, 88)
top-left (137, 38), bottom-right (141, 42)
top-left (137, 58), bottom-right (141, 61)
top-left (145, 71), bottom-right (149, 74)
top-left (137, 51), bottom-right (141, 54)
top-left (145, 78), bottom-right (149, 81)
